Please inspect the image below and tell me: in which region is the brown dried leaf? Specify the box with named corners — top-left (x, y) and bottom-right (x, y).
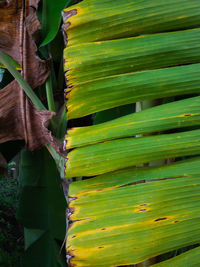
top-left (0, 81), bottom-right (56, 150)
top-left (0, 0), bottom-right (49, 84)
top-left (0, 0), bottom-right (64, 153)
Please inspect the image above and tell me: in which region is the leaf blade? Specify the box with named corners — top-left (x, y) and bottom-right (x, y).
top-left (67, 158), bottom-right (200, 266)
top-left (66, 96), bottom-right (200, 148)
top-left (65, 129), bottom-right (200, 177)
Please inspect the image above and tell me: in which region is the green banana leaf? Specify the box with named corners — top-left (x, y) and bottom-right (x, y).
top-left (65, 129), bottom-right (200, 177)
top-left (64, 28), bottom-right (200, 85)
top-left (67, 157), bottom-right (200, 266)
top-left (40, 0), bottom-right (71, 46)
top-left (17, 149), bottom-right (66, 267)
top-left (66, 96), bottom-right (200, 148)
top-left (63, 0), bottom-right (200, 265)
top-left (63, 0), bottom-right (200, 46)
top-left (0, 54), bottom-right (21, 70)
top-left (152, 246), bottom-right (200, 266)
top-left (65, 28), bottom-right (200, 119)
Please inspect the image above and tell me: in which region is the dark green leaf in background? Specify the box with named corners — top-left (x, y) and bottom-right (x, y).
top-left (40, 0), bottom-right (71, 46)
top-left (17, 149), bottom-right (66, 267)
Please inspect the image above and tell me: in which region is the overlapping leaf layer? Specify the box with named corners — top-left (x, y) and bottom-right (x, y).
top-left (63, 0), bottom-right (200, 265)
top-left (68, 158), bottom-right (200, 266)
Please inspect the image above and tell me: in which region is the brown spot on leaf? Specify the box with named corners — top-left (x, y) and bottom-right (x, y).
top-left (139, 209), bottom-right (146, 212)
top-left (101, 228), bottom-right (106, 231)
top-left (184, 114), bottom-right (191, 117)
top-left (119, 179), bottom-right (146, 188)
top-left (71, 235), bottom-right (76, 239)
top-left (155, 217), bottom-right (167, 222)
top-left (174, 221), bottom-right (179, 223)
top-left (98, 246), bottom-right (104, 249)
top-left (140, 204), bottom-right (147, 206)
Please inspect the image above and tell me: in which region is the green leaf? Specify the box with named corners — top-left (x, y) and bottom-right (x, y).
top-left (65, 29), bottom-right (200, 118)
top-left (63, 0), bottom-right (200, 46)
top-left (152, 246), bottom-right (200, 266)
top-left (22, 230), bottom-right (65, 267)
top-left (67, 157), bottom-right (200, 266)
top-left (40, 0), bottom-right (71, 47)
top-left (64, 28), bottom-right (200, 86)
top-left (63, 0), bottom-right (200, 265)
top-left (24, 228), bottom-right (45, 250)
top-left (65, 129), bottom-right (200, 177)
top-left (69, 157), bottom-right (200, 194)
top-left (0, 52), bottom-right (45, 110)
top-left (66, 96), bottom-right (200, 148)
top-left (0, 54), bottom-right (21, 70)
top-left (66, 62), bottom-right (200, 119)
top-left (17, 149), bottom-right (66, 266)
top-left (57, 107), bottom-right (68, 140)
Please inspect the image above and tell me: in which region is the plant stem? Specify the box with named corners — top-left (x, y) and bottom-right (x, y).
top-left (57, 107), bottom-right (67, 140)
top-left (0, 51), bottom-right (46, 110)
top-left (46, 144), bottom-right (65, 178)
top-left (45, 73), bottom-right (56, 112)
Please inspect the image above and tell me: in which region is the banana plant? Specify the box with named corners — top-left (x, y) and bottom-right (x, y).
top-left (0, 0), bottom-right (73, 266)
top-left (63, 0), bottom-right (200, 266)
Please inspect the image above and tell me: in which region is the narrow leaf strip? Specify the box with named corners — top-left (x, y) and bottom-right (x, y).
top-left (64, 28), bottom-right (200, 85)
top-left (69, 157), bottom-right (200, 196)
top-left (152, 246), bottom-right (200, 266)
top-left (63, 0), bottom-right (200, 46)
top-left (0, 52), bottom-right (45, 110)
top-left (0, 54), bottom-right (21, 70)
top-left (65, 129), bottom-right (200, 177)
top-left (66, 63), bottom-right (200, 119)
top-left (66, 96), bottom-right (200, 148)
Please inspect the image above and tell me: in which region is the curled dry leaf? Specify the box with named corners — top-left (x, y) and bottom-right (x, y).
top-left (0, 0), bottom-right (49, 84)
top-left (0, 81), bottom-right (55, 149)
top-left (0, 80), bottom-right (65, 155)
top-left (0, 0), bottom-right (63, 154)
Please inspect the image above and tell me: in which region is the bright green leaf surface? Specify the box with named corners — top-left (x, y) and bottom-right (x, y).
top-left (66, 96), bottom-right (200, 148)
top-left (69, 157), bottom-right (200, 195)
top-left (63, 0), bottom-right (200, 46)
top-left (65, 129), bottom-right (200, 177)
top-left (63, 1), bottom-right (200, 265)
top-left (66, 63), bottom-right (200, 119)
top-left (67, 158), bottom-right (200, 266)
top-left (64, 28), bottom-right (200, 85)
